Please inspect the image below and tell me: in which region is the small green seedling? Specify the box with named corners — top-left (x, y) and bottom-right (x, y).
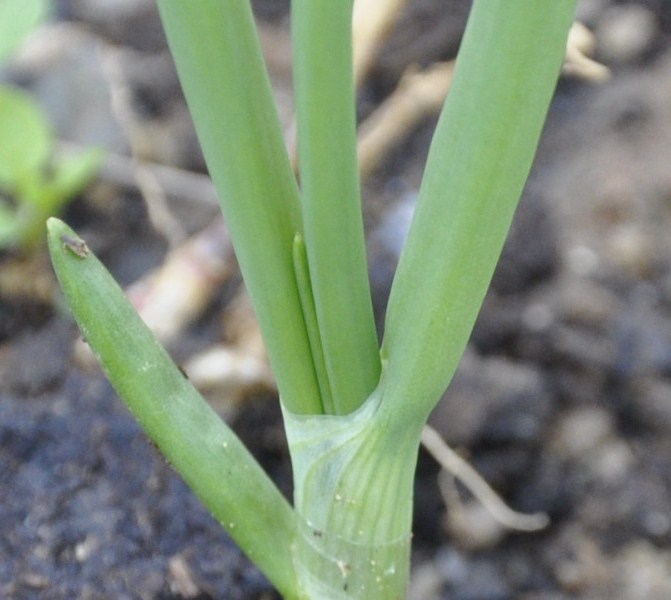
top-left (0, 0), bottom-right (102, 251)
top-left (48, 1), bottom-right (577, 598)
top-left (0, 0), bottom-right (48, 60)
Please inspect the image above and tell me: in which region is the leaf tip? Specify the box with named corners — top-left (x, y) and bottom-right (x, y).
top-left (46, 216), bottom-right (65, 236)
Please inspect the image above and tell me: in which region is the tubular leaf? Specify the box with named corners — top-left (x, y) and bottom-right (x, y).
top-left (47, 218), bottom-right (301, 597)
top-left (157, 0), bottom-right (321, 414)
top-left (381, 0), bottom-right (577, 421)
top-left (292, 0), bottom-right (381, 414)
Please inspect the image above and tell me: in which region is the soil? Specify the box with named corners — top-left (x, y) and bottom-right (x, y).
top-left (2, 1), bottom-right (671, 599)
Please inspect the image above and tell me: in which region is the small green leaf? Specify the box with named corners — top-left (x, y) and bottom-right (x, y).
top-left (32, 147), bottom-right (104, 209)
top-left (0, 0), bottom-right (49, 62)
top-left (8, 141), bottom-right (102, 249)
top-left (292, 233), bottom-right (334, 414)
top-left (0, 86), bottom-right (52, 189)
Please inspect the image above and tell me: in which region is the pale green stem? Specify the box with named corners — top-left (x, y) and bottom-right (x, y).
top-left (292, 0), bottom-right (381, 415)
top-left (283, 389), bottom-right (421, 599)
top-left (293, 233), bottom-right (335, 413)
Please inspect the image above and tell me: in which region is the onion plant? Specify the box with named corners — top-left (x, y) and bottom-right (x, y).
top-left (47, 1), bottom-right (577, 598)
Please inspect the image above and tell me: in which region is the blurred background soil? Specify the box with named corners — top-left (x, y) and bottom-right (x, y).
top-left (2, 0), bottom-right (671, 598)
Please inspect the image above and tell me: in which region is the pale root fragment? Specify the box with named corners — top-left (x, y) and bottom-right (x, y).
top-left (564, 22), bottom-right (611, 82)
top-left (421, 424), bottom-right (549, 533)
top-left (352, 0), bottom-right (409, 86)
top-left (357, 61), bottom-right (455, 179)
